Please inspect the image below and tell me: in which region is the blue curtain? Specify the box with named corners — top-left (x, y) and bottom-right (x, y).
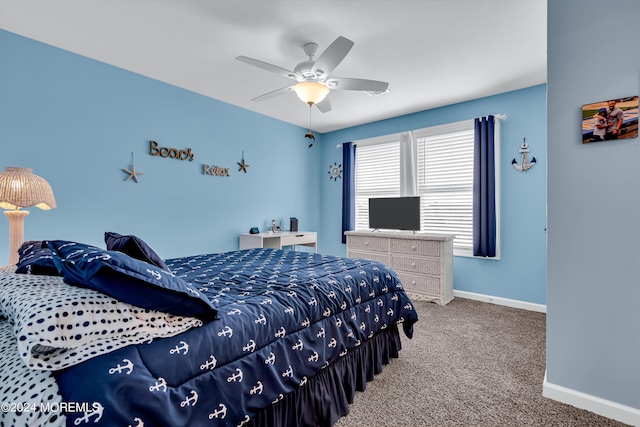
top-left (341, 142), bottom-right (356, 244)
top-left (473, 116), bottom-right (496, 257)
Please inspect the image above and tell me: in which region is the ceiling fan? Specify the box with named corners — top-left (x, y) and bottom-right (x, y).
top-left (236, 36), bottom-right (389, 113)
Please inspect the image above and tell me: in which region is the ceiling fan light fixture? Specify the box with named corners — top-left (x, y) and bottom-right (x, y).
top-left (293, 81), bottom-right (330, 105)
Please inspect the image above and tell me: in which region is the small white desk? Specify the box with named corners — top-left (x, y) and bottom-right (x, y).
top-left (239, 231), bottom-right (317, 252)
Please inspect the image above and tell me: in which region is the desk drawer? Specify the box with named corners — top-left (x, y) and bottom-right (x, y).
top-left (346, 236), bottom-right (388, 253)
top-left (281, 233), bottom-right (316, 246)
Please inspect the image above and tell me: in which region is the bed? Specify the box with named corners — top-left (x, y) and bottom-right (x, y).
top-left (0, 236), bottom-right (418, 427)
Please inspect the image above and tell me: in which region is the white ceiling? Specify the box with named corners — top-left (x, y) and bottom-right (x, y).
top-left (0, 0), bottom-right (547, 134)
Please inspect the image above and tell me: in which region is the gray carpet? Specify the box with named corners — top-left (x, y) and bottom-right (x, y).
top-left (335, 297), bottom-right (629, 427)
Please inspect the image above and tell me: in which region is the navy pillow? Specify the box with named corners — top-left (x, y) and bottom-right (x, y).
top-left (104, 232), bottom-right (170, 272)
top-left (45, 240), bottom-right (217, 321)
top-left (15, 241), bottom-right (61, 276)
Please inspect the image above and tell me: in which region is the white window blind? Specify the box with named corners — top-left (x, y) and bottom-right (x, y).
top-left (354, 136), bottom-right (400, 229)
top-left (415, 121), bottom-right (474, 253)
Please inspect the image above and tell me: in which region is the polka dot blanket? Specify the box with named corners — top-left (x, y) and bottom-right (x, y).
top-left (0, 271), bottom-right (203, 370)
top-left (0, 319), bottom-right (65, 427)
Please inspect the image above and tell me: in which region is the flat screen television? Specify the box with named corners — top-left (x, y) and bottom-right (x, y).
top-left (368, 197), bottom-right (420, 231)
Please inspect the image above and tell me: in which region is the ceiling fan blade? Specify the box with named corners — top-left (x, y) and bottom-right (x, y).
top-left (326, 77), bottom-right (389, 92)
top-left (315, 97), bottom-right (332, 113)
top-left (311, 36), bottom-right (354, 79)
top-left (236, 56), bottom-right (300, 80)
top-left (250, 86), bottom-right (294, 102)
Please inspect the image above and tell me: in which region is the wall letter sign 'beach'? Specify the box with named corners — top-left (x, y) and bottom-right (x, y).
top-left (149, 140), bottom-right (195, 161)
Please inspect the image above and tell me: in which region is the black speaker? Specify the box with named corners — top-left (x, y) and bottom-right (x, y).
top-left (249, 227), bottom-right (259, 234)
top-left (290, 217), bottom-right (298, 232)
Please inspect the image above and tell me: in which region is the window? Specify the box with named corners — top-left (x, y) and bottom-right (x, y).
top-left (354, 135), bottom-right (400, 229)
top-left (415, 121), bottom-right (475, 254)
top-left (353, 119), bottom-right (498, 257)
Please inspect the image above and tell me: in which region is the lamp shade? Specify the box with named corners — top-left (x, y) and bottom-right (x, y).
top-left (0, 167), bottom-right (56, 210)
top-left (293, 81), bottom-right (330, 105)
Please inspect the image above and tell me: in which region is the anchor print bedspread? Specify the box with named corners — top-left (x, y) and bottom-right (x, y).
top-left (54, 248), bottom-right (419, 426)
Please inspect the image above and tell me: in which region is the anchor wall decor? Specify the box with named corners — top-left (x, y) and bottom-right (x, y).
top-left (512, 138), bottom-right (536, 172)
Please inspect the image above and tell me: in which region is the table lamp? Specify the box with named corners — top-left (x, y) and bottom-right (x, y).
top-left (0, 167), bottom-right (56, 265)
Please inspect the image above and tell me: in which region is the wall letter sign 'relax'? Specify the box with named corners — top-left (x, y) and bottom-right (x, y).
top-left (203, 164), bottom-right (230, 177)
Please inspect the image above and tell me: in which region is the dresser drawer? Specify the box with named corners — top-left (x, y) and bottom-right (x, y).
top-left (396, 272), bottom-right (441, 295)
top-left (347, 251), bottom-right (389, 265)
top-left (390, 238), bottom-right (440, 257)
top-left (390, 255), bottom-right (440, 275)
top-left (346, 235), bottom-right (389, 253)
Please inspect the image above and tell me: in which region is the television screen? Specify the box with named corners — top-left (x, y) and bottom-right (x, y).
top-left (368, 197), bottom-right (420, 231)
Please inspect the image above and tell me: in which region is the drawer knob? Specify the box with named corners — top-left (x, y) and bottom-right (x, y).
top-left (411, 262), bottom-right (416, 267)
top-left (411, 245), bottom-right (417, 250)
top-left (411, 280), bottom-right (416, 285)
top-left (365, 241), bottom-right (369, 246)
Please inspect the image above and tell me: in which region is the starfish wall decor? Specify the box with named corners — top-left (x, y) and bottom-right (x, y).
top-left (123, 152), bottom-right (143, 183)
top-left (237, 151), bottom-right (250, 173)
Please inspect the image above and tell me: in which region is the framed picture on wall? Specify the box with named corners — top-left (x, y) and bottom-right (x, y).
top-left (582, 96), bottom-right (638, 144)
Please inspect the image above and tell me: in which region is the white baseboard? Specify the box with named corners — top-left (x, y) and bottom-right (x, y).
top-left (543, 371), bottom-right (640, 426)
top-left (453, 290), bottom-right (547, 313)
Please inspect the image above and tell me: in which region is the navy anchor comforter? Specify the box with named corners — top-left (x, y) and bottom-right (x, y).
top-left (54, 248), bottom-right (418, 426)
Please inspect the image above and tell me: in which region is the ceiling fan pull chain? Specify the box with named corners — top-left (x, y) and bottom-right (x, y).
top-left (305, 105), bottom-right (316, 148)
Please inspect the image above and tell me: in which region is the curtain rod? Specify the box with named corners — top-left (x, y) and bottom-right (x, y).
top-left (336, 114), bottom-right (507, 148)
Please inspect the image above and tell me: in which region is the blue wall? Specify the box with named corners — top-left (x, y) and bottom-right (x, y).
top-left (0, 30), bottom-right (547, 306)
top-left (319, 85), bottom-right (548, 305)
top-left (546, 0), bottom-right (640, 418)
top-left (0, 30), bottom-right (322, 260)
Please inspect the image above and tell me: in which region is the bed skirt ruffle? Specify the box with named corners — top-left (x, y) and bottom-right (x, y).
top-left (250, 324), bottom-right (402, 427)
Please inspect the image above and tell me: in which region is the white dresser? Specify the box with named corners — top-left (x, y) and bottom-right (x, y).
top-left (345, 231), bottom-right (454, 305)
